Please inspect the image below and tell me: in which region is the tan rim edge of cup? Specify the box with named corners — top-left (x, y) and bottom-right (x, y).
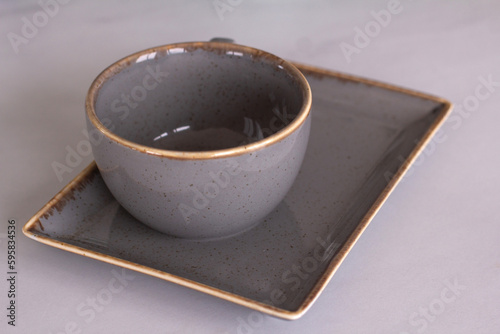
top-left (85, 42), bottom-right (312, 160)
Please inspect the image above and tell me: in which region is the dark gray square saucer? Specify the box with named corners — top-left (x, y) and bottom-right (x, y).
top-left (23, 63), bottom-right (451, 319)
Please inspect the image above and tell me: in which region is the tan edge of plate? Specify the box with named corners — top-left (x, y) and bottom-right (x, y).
top-left (23, 63), bottom-right (453, 320)
top-left (286, 63), bottom-right (453, 319)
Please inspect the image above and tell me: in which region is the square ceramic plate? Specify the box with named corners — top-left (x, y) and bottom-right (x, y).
top-left (23, 63), bottom-right (452, 320)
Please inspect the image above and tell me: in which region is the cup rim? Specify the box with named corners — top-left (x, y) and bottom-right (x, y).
top-left (85, 41), bottom-right (312, 160)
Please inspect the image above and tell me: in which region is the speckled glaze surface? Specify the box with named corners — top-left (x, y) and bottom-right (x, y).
top-left (24, 64), bottom-right (452, 319)
top-left (85, 42), bottom-right (312, 239)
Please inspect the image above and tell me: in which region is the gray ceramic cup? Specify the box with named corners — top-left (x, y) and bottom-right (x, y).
top-left (85, 41), bottom-right (312, 239)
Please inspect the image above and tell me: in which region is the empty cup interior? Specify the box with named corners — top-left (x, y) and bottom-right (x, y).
top-left (93, 45), bottom-right (306, 151)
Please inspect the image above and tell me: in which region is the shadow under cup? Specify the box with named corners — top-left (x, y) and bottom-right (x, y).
top-left (87, 42), bottom-right (312, 239)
